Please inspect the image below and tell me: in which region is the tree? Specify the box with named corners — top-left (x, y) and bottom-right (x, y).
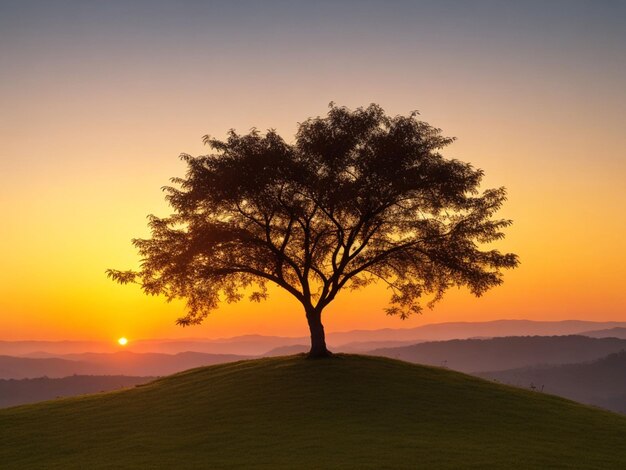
top-left (107, 104), bottom-right (519, 358)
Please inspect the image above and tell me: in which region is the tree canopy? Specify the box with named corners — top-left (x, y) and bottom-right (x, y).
top-left (108, 104), bottom-right (518, 357)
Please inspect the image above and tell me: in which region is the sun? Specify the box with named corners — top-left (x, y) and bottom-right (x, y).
top-left (117, 337), bottom-right (128, 346)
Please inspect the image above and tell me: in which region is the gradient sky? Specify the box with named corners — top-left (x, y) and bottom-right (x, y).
top-left (1, 0), bottom-right (625, 341)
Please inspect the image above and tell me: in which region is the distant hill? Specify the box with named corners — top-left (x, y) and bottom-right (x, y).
top-left (0, 376), bottom-right (154, 408)
top-left (477, 351), bottom-right (626, 414)
top-left (327, 320), bottom-right (626, 344)
top-left (370, 336), bottom-right (626, 372)
top-left (0, 355), bottom-right (103, 379)
top-left (0, 341), bottom-right (115, 356)
top-left (0, 352), bottom-right (248, 379)
top-left (5, 320), bottom-right (626, 357)
top-left (579, 327), bottom-right (626, 339)
top-left (129, 336), bottom-right (307, 355)
top-left (60, 351), bottom-right (250, 376)
top-left (1, 355), bottom-right (626, 468)
top-left (336, 340), bottom-right (421, 353)
top-left (0, 337), bottom-right (304, 357)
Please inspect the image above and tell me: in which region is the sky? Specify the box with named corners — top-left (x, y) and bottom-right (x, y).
top-left (1, 0), bottom-right (625, 341)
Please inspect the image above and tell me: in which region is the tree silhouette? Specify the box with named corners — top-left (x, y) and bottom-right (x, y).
top-left (108, 104), bottom-right (518, 358)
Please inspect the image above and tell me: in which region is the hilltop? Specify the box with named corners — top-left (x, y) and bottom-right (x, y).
top-left (2, 355), bottom-right (626, 469)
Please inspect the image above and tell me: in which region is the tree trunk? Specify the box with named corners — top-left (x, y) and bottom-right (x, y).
top-left (306, 308), bottom-right (332, 358)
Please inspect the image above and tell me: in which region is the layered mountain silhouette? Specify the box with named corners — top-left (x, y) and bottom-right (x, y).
top-left (579, 327), bottom-right (626, 339)
top-left (0, 375), bottom-right (155, 408)
top-left (370, 336), bottom-right (626, 373)
top-left (0, 352), bottom-right (248, 379)
top-left (478, 351), bottom-right (626, 414)
top-left (6, 334), bottom-right (626, 379)
top-left (4, 320), bottom-right (626, 357)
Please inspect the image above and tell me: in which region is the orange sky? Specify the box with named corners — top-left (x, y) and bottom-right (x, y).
top-left (1, 1), bottom-right (625, 341)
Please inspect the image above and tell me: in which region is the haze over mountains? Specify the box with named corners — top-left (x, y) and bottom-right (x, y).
top-left (0, 352), bottom-right (248, 379)
top-left (4, 319), bottom-right (626, 357)
top-left (370, 336), bottom-right (626, 373)
top-left (0, 376), bottom-right (155, 408)
top-left (579, 327), bottom-right (626, 340)
top-left (478, 351), bottom-right (626, 414)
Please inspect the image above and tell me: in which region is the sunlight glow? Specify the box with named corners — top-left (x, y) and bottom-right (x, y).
top-left (118, 337), bottom-right (128, 346)
top-left (1, 2), bottom-right (625, 341)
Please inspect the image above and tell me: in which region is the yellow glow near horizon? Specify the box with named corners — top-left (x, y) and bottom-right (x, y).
top-left (0, 2), bottom-right (624, 341)
top-left (118, 337), bottom-right (128, 346)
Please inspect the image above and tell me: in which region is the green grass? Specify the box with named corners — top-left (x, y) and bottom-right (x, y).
top-left (2, 354), bottom-right (626, 469)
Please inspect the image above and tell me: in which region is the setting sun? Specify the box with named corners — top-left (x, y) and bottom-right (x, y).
top-left (117, 337), bottom-right (128, 346)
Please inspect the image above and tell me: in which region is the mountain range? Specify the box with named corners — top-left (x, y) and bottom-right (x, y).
top-left (0, 375), bottom-right (155, 408)
top-left (0, 352), bottom-right (248, 379)
top-left (370, 335), bottom-right (626, 373)
top-left (4, 319), bottom-right (626, 356)
top-left (478, 351), bottom-right (626, 414)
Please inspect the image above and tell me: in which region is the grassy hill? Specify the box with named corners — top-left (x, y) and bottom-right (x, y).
top-left (1, 355), bottom-right (626, 469)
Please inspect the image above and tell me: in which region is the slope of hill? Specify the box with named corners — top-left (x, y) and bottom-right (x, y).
top-left (0, 376), bottom-right (154, 408)
top-left (478, 351), bottom-right (626, 414)
top-left (371, 335), bottom-right (626, 372)
top-left (2, 355), bottom-right (626, 469)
